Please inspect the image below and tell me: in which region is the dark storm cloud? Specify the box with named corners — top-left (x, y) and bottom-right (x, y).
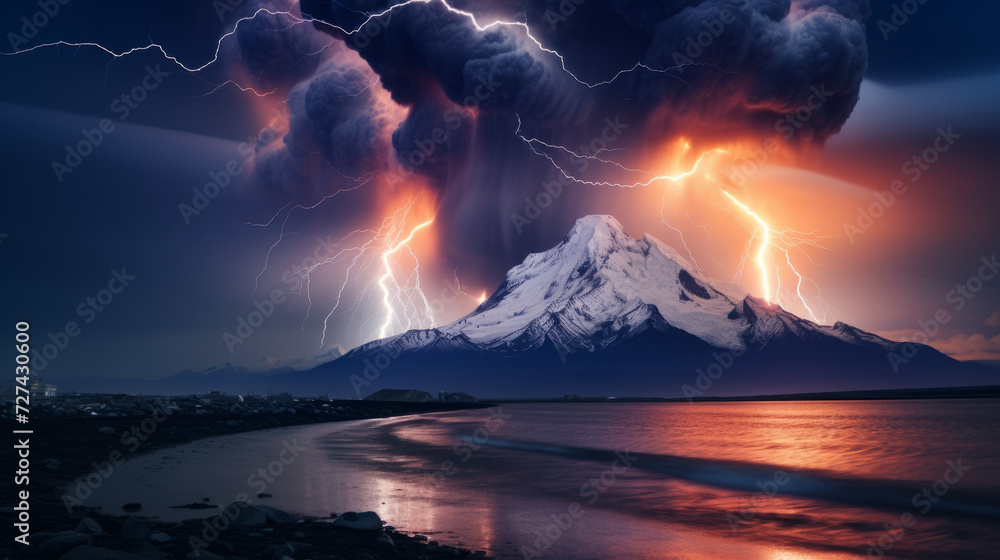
top-left (276, 0), bottom-right (873, 268)
top-left (635, 0), bottom-right (869, 142)
top-left (305, 0), bottom-right (594, 123)
top-left (233, 0), bottom-right (330, 90)
top-left (294, 62), bottom-right (388, 174)
top-left (254, 57), bottom-right (393, 191)
top-left (300, 0), bottom-right (869, 153)
top-left (390, 93), bottom-right (473, 179)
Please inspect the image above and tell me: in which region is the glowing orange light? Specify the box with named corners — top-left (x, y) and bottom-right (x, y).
top-left (651, 143), bottom-right (828, 321)
top-left (722, 191), bottom-right (772, 304)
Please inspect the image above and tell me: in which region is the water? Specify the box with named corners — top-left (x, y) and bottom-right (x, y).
top-left (86, 400), bottom-right (1000, 559)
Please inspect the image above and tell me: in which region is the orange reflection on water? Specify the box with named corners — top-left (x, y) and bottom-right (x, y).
top-left (641, 400), bottom-right (982, 483)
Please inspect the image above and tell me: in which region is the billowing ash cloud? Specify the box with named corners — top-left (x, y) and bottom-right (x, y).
top-left (243, 0), bottom-right (870, 270)
top-left (253, 55), bottom-right (395, 192)
top-left (233, 0), bottom-right (331, 90)
top-left (390, 93), bottom-right (474, 180)
top-left (222, 0), bottom-right (876, 353)
top-left (635, 0), bottom-right (869, 142)
top-left (246, 1), bottom-right (869, 196)
top-left (299, 0), bottom-right (868, 146)
top-left (306, 0), bottom-right (594, 124)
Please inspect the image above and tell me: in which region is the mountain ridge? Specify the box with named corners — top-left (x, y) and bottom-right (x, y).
top-left (305, 214), bottom-right (990, 397)
top-left (57, 215), bottom-right (995, 397)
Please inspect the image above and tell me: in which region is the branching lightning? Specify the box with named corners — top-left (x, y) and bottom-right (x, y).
top-left (376, 215), bottom-right (435, 339)
top-left (515, 125), bottom-right (833, 322)
top-left (721, 191), bottom-right (772, 303)
top-left (248, 194), bottom-right (457, 350)
top-left (4, 0), bottom-right (838, 341)
top-left (2, 0), bottom-right (712, 98)
top-left (715, 183), bottom-right (833, 322)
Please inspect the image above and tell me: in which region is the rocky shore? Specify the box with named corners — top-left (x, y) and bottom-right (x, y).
top-left (1, 394), bottom-right (494, 559)
top-left (6, 504), bottom-right (489, 560)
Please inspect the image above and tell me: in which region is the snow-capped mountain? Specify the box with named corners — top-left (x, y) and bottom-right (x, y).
top-left (336, 215), bottom-right (899, 359)
top-left (442, 215), bottom-right (748, 353)
top-left (301, 215), bottom-right (992, 397)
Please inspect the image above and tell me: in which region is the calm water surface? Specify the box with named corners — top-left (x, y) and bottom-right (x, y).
top-left (86, 400), bottom-right (1000, 559)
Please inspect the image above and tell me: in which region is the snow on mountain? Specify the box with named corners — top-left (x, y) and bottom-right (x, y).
top-left (298, 214), bottom-right (993, 398)
top-left (61, 217), bottom-right (985, 397)
top-left (355, 214), bottom-right (895, 359)
top-left (439, 215), bottom-right (747, 352)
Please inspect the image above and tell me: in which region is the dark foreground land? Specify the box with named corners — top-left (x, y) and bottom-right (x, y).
top-left (1, 394), bottom-right (493, 560)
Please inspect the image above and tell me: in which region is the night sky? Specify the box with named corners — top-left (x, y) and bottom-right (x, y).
top-left (1, 0), bottom-right (998, 382)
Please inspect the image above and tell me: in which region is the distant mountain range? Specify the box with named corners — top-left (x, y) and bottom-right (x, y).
top-left (54, 348), bottom-right (342, 395)
top-left (58, 215), bottom-right (994, 397)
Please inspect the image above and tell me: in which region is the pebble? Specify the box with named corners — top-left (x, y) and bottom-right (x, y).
top-left (75, 518), bottom-right (103, 534)
top-left (332, 511), bottom-right (384, 531)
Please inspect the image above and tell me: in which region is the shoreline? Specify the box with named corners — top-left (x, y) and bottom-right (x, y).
top-left (1, 394), bottom-right (494, 559)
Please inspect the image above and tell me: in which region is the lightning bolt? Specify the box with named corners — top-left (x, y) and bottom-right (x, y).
top-left (514, 126), bottom-right (832, 321)
top-left (515, 115), bottom-right (730, 188)
top-left (377, 217), bottom-right (435, 339)
top-left (246, 193), bottom-right (441, 350)
top-left (719, 190), bottom-right (832, 322)
top-left (4, 0), bottom-right (831, 334)
top-left (517, 122), bottom-right (730, 273)
top-left (721, 191), bottom-right (772, 304)
top-left (2, 8), bottom-right (304, 72)
top-left (2, 0), bottom-right (722, 99)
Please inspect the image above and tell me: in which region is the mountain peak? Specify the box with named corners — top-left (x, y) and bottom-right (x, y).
top-left (569, 214), bottom-right (627, 234)
top-left (397, 214), bottom-right (918, 360)
top-left (563, 214), bottom-right (630, 254)
top-left (320, 213), bottom-right (987, 398)
top-left (442, 213), bottom-right (751, 352)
